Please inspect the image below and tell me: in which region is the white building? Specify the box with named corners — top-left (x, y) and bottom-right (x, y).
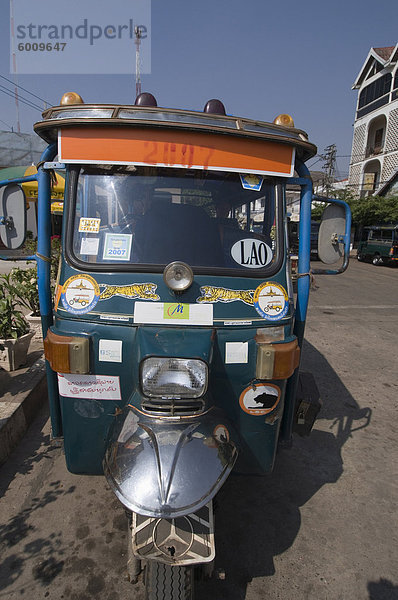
top-left (348, 44), bottom-right (398, 197)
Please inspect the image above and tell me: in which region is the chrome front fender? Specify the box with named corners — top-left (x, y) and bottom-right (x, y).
top-left (103, 406), bottom-right (238, 518)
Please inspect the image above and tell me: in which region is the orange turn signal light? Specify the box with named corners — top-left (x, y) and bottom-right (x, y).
top-left (256, 339), bottom-right (300, 380)
top-left (44, 329), bottom-right (89, 374)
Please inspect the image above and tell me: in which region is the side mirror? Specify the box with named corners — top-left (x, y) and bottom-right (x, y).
top-left (0, 184), bottom-right (27, 249)
top-left (318, 204), bottom-right (346, 265)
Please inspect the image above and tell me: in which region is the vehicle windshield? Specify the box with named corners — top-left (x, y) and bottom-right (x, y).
top-left (70, 166), bottom-right (282, 273)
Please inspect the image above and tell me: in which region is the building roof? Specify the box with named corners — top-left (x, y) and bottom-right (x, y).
top-left (352, 43), bottom-right (398, 89)
top-left (373, 46), bottom-right (395, 61)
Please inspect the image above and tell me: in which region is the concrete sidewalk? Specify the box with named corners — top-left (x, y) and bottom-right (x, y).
top-left (0, 334), bottom-right (47, 465)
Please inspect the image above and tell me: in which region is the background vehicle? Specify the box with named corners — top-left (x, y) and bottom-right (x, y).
top-left (357, 224), bottom-right (398, 265)
top-left (289, 219), bottom-right (320, 258)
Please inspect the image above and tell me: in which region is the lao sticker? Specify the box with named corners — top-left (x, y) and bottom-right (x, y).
top-left (239, 383), bottom-right (281, 415)
top-left (61, 274), bottom-right (100, 315)
top-left (57, 373), bottom-right (121, 401)
top-left (231, 239), bottom-right (272, 268)
top-left (78, 217), bottom-right (101, 233)
top-left (102, 233), bottom-right (132, 261)
top-left (239, 174), bottom-right (264, 191)
top-left (253, 282), bottom-right (289, 321)
top-left (99, 340), bottom-right (122, 363)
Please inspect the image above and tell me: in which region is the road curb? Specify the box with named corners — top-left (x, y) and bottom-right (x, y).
top-left (0, 355), bottom-right (47, 466)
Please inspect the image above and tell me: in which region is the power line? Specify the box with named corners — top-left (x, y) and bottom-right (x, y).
top-left (0, 117), bottom-right (13, 130)
top-left (0, 84), bottom-right (42, 110)
top-left (0, 74), bottom-right (51, 106)
top-left (0, 85), bottom-right (43, 112)
top-left (307, 156), bottom-right (323, 169)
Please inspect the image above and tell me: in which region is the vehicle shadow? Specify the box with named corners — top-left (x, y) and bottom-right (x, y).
top-left (196, 339), bottom-right (372, 600)
top-left (0, 404), bottom-right (76, 594)
top-left (0, 403), bottom-right (55, 494)
top-left (367, 578), bottom-right (398, 599)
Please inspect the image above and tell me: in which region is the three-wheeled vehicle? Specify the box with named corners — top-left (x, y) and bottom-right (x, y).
top-left (357, 223), bottom-right (398, 265)
top-left (0, 92), bottom-right (351, 599)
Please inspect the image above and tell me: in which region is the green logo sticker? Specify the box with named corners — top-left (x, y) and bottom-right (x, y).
top-left (163, 303), bottom-right (190, 320)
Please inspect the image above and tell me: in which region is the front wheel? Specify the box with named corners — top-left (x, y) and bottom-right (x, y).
top-left (145, 561), bottom-right (194, 600)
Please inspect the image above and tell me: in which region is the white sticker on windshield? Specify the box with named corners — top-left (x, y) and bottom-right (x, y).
top-left (239, 174), bottom-right (264, 191)
top-left (80, 237), bottom-right (99, 255)
top-left (102, 233), bottom-right (132, 261)
top-left (231, 239), bottom-right (272, 268)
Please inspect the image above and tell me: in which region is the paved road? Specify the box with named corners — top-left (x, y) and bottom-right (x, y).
top-left (0, 259), bottom-right (32, 275)
top-left (0, 259), bottom-right (397, 600)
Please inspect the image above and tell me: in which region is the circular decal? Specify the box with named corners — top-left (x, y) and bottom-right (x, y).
top-left (239, 383), bottom-right (281, 416)
top-left (231, 238), bottom-right (272, 269)
top-left (213, 424), bottom-right (230, 443)
top-left (253, 282), bottom-right (289, 321)
top-left (61, 275), bottom-right (100, 315)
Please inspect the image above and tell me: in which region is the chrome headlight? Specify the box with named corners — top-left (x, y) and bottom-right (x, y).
top-left (141, 358), bottom-right (208, 399)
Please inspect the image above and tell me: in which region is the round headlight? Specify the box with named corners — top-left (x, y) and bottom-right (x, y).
top-left (163, 261), bottom-right (194, 292)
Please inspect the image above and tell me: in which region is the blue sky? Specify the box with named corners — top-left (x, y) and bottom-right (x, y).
top-left (1, 0), bottom-right (397, 179)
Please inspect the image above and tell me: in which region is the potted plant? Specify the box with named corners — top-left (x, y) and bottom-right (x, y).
top-left (0, 272), bottom-right (35, 371)
top-left (9, 266), bottom-right (42, 336)
top-left (11, 235), bottom-right (62, 337)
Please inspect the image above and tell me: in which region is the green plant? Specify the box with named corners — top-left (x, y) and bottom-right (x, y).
top-left (14, 235), bottom-right (62, 316)
top-left (0, 273), bottom-right (30, 339)
top-left (9, 267), bottom-right (40, 316)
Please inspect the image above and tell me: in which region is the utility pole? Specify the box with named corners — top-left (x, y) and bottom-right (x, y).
top-left (134, 26), bottom-right (142, 99)
top-left (321, 144), bottom-right (337, 195)
top-left (10, 0), bottom-right (21, 133)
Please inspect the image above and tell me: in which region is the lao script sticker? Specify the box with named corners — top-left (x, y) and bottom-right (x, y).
top-left (78, 217), bottom-right (101, 233)
top-left (253, 282), bottom-right (289, 321)
top-left (61, 275), bottom-right (100, 315)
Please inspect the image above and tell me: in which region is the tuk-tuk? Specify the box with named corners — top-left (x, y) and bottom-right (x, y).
top-left (357, 223), bottom-right (398, 265)
top-left (0, 92), bottom-right (351, 599)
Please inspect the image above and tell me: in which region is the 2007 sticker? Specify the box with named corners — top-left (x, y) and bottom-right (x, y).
top-left (102, 233), bottom-right (132, 261)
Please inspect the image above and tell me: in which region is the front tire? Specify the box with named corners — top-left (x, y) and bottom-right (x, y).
top-left (145, 561), bottom-right (194, 600)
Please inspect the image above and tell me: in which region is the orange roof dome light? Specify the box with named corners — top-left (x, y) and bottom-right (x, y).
top-left (60, 92), bottom-right (84, 106)
top-left (273, 113), bottom-right (295, 127)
